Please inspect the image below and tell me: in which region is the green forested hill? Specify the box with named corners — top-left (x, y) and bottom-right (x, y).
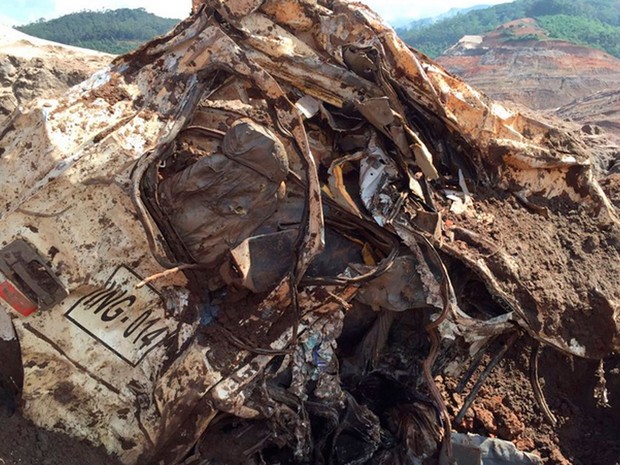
top-left (397, 0), bottom-right (620, 58)
top-left (16, 8), bottom-right (180, 55)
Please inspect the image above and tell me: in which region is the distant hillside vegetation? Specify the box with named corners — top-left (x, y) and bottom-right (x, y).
top-left (397, 0), bottom-right (620, 58)
top-left (16, 8), bottom-right (180, 54)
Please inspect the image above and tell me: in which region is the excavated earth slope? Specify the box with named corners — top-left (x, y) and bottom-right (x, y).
top-left (436, 18), bottom-right (620, 111)
top-left (437, 18), bottom-right (620, 161)
top-left (555, 89), bottom-right (620, 146)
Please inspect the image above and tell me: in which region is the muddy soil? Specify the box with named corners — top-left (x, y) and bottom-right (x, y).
top-left (4, 340), bottom-right (615, 465)
top-left (0, 408), bottom-right (122, 465)
top-left (601, 174), bottom-right (620, 209)
top-left (442, 338), bottom-right (620, 465)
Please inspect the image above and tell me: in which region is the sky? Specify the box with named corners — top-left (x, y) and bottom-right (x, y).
top-left (0, 0), bottom-right (512, 27)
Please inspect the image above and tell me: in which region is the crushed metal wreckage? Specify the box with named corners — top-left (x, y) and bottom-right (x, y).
top-left (0, 0), bottom-right (619, 464)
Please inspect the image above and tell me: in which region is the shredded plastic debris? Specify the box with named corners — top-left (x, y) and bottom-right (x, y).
top-left (0, 1), bottom-right (619, 464)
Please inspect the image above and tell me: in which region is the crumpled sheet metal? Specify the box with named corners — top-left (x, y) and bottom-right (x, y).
top-left (0, 0), bottom-right (618, 463)
top-left (254, 1), bottom-right (618, 358)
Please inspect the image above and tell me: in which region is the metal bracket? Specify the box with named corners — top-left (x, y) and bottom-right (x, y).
top-left (0, 239), bottom-right (68, 315)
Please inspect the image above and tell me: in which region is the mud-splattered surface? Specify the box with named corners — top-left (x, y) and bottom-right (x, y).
top-left (0, 409), bottom-right (122, 465)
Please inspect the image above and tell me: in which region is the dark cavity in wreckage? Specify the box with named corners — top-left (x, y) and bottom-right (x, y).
top-left (0, 1), bottom-right (618, 464)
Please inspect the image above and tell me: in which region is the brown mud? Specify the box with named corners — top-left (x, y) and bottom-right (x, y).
top-left (0, 408), bottom-right (122, 465)
top-left (442, 339), bottom-right (620, 465)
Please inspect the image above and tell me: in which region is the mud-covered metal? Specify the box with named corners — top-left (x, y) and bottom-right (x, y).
top-left (0, 0), bottom-right (618, 464)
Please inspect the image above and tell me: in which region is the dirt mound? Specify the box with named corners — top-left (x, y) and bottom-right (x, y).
top-left (0, 25), bottom-right (113, 125)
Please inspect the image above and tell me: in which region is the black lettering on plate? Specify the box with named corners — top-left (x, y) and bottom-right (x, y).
top-left (65, 266), bottom-right (173, 366)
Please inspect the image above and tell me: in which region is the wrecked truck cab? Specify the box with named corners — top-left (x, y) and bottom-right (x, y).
top-left (0, 99), bottom-right (196, 463)
top-left (1, 0), bottom-right (619, 464)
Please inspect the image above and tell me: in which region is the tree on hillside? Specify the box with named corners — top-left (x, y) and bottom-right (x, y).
top-left (16, 8), bottom-right (179, 54)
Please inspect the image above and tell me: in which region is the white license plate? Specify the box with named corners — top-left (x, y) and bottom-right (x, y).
top-left (65, 266), bottom-right (173, 366)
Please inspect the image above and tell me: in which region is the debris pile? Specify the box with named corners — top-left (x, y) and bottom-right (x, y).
top-left (0, 1), bottom-right (618, 464)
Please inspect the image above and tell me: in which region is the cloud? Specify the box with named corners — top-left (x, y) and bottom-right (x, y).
top-left (362, 0), bottom-right (511, 21)
top-left (1, 0), bottom-right (56, 25)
